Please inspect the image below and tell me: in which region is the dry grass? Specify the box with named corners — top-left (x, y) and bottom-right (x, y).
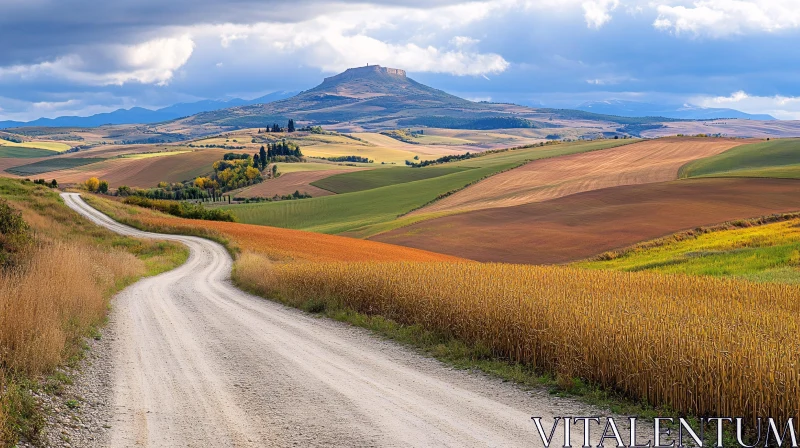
top-left (235, 255), bottom-right (800, 423)
top-left (84, 194), bottom-right (461, 262)
top-left (0, 179), bottom-right (187, 445)
top-left (0, 243), bottom-right (142, 375)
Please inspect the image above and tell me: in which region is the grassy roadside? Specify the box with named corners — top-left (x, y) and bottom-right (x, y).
top-left (82, 194), bottom-right (239, 258)
top-left (0, 179), bottom-right (188, 446)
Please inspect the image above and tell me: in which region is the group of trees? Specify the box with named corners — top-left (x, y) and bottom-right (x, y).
top-left (320, 155), bottom-right (373, 163)
top-left (257, 119), bottom-right (297, 134)
top-left (203, 155), bottom-right (263, 192)
top-left (123, 196), bottom-right (235, 222)
top-left (84, 177), bottom-right (109, 194)
top-left (256, 141), bottom-right (303, 165)
top-left (118, 183), bottom-right (212, 201)
top-left (30, 178), bottom-right (58, 188)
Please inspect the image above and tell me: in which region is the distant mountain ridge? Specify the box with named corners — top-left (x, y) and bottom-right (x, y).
top-left (0, 91), bottom-right (297, 129)
top-left (576, 99), bottom-right (775, 121)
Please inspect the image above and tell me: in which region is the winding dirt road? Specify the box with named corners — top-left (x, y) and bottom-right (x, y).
top-left (62, 192), bottom-right (636, 447)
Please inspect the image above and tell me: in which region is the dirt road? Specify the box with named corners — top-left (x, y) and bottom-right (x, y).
top-left (61, 192), bottom-right (638, 447)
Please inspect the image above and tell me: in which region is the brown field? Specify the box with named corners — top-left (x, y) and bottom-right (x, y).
top-left (412, 137), bottom-right (747, 216)
top-left (42, 149), bottom-right (228, 187)
top-left (0, 156), bottom-right (48, 175)
top-left (237, 168), bottom-right (368, 198)
top-left (86, 195), bottom-right (463, 263)
top-left (374, 178), bottom-right (800, 264)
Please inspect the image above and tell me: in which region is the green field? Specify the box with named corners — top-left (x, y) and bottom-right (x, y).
top-left (223, 139), bottom-right (636, 235)
top-left (0, 146), bottom-right (57, 158)
top-left (574, 216), bottom-right (800, 283)
top-left (312, 166), bottom-right (472, 194)
top-left (275, 162), bottom-right (375, 173)
top-left (680, 138), bottom-right (800, 179)
top-left (6, 158), bottom-right (105, 176)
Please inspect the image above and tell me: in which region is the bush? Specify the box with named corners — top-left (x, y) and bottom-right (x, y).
top-left (0, 199), bottom-right (32, 267)
top-left (123, 196), bottom-right (236, 222)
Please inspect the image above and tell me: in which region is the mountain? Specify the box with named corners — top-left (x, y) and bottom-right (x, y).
top-left (0, 91), bottom-right (297, 129)
top-left (576, 100), bottom-right (776, 121)
top-left (179, 65), bottom-right (514, 129)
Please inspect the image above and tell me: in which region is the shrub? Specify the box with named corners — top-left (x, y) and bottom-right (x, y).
top-left (0, 199), bottom-right (32, 267)
top-left (84, 177), bottom-right (100, 192)
top-left (123, 196), bottom-right (236, 222)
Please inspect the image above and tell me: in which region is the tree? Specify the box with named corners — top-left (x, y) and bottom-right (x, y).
top-left (245, 166), bottom-right (260, 181)
top-left (259, 145), bottom-right (267, 169)
top-left (98, 180), bottom-right (109, 194)
top-left (85, 177), bottom-right (100, 192)
top-left (287, 119), bottom-right (295, 133)
top-left (271, 165), bottom-right (278, 178)
top-left (49, 179), bottom-right (58, 188)
top-left (253, 153), bottom-right (260, 168)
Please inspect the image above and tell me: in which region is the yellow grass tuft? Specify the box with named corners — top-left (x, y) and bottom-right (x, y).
top-left (235, 255), bottom-right (800, 423)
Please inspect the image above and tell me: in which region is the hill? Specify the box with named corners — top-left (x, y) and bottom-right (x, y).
top-left (679, 138), bottom-right (800, 179)
top-left (0, 91), bottom-right (296, 129)
top-left (577, 99), bottom-right (776, 121)
top-left (179, 65), bottom-right (497, 129)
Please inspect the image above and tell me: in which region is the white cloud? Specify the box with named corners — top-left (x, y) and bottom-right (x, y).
top-left (653, 0), bottom-right (800, 37)
top-left (691, 90), bottom-right (800, 119)
top-left (197, 5), bottom-right (510, 76)
top-left (450, 36), bottom-right (480, 47)
top-left (0, 35), bottom-right (194, 86)
top-left (220, 33), bottom-right (248, 48)
top-left (582, 0), bottom-right (619, 28)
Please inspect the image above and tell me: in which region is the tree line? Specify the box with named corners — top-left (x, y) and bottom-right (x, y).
top-left (257, 119), bottom-right (296, 134)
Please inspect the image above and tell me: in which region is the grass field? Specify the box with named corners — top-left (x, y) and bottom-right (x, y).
top-left (300, 142), bottom-right (437, 165)
top-left (0, 147), bottom-right (56, 158)
top-left (312, 166), bottom-right (472, 194)
top-left (680, 138), bottom-right (800, 179)
top-left (118, 150), bottom-right (191, 159)
top-left (575, 215), bottom-right (800, 283)
top-left (38, 149), bottom-right (227, 187)
top-left (0, 139), bottom-right (72, 152)
top-left (223, 140), bottom-right (635, 235)
top-left (274, 162), bottom-right (374, 173)
top-left (5, 158), bottom-right (104, 176)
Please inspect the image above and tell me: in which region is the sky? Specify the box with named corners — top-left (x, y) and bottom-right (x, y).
top-left (2, 0), bottom-right (800, 121)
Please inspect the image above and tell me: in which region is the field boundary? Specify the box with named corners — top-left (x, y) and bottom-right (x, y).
top-left (589, 210), bottom-right (800, 262)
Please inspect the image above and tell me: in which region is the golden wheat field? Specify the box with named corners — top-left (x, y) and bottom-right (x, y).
top-left (234, 255), bottom-right (800, 423)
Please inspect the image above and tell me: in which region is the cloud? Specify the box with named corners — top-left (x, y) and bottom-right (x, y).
top-left (691, 90), bottom-right (800, 119)
top-left (0, 35), bottom-right (194, 86)
top-left (195, 5), bottom-right (510, 76)
top-left (653, 0), bottom-right (800, 37)
top-left (582, 0), bottom-right (619, 28)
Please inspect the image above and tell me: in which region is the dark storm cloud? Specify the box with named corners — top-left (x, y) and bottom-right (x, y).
top-left (0, 0), bottom-right (463, 65)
